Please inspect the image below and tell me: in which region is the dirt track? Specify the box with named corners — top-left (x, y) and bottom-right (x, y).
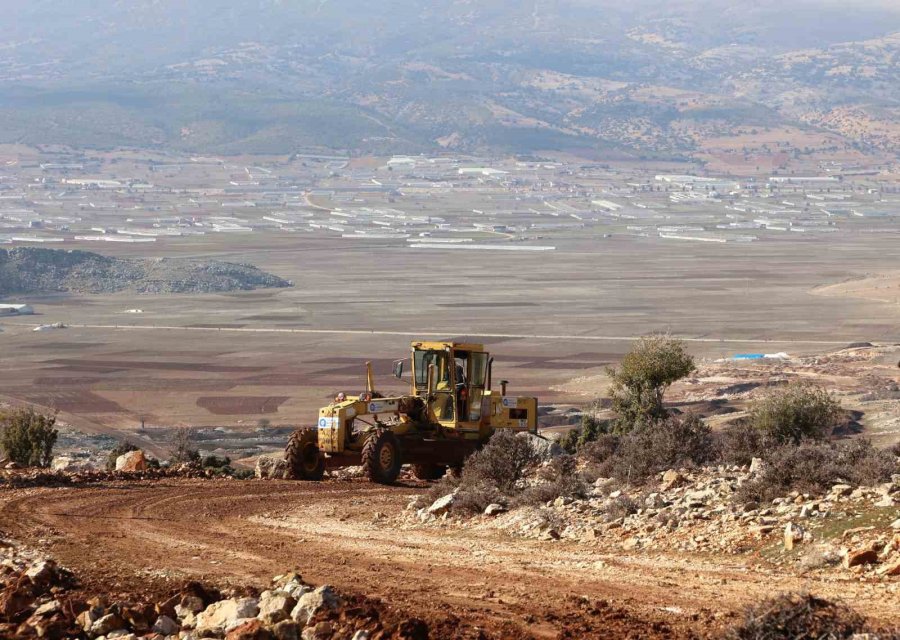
top-left (1, 479), bottom-right (896, 638)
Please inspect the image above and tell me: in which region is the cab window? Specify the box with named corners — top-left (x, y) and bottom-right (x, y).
top-left (414, 350), bottom-right (448, 389)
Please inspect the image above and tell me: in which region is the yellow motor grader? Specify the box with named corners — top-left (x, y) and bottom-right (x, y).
top-left (285, 340), bottom-right (537, 483)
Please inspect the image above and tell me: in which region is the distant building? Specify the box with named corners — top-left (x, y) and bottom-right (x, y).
top-left (0, 304), bottom-right (34, 315)
top-left (768, 176), bottom-right (839, 184)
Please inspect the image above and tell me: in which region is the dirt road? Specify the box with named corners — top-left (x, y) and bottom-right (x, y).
top-left (1, 479), bottom-right (895, 638)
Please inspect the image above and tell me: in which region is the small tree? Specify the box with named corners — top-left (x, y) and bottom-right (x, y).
top-left (607, 335), bottom-right (695, 432)
top-left (171, 427), bottom-right (200, 464)
top-left (0, 407), bottom-right (58, 468)
top-left (749, 382), bottom-right (843, 444)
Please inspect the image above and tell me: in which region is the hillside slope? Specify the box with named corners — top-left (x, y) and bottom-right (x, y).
top-left (0, 248), bottom-right (291, 296)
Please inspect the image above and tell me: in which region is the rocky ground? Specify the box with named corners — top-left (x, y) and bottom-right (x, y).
top-left (406, 465), bottom-right (900, 587)
top-left (1, 534), bottom-right (456, 640)
top-left (0, 247), bottom-right (290, 296)
top-left (679, 344), bottom-right (900, 440)
top-left (1, 343), bottom-right (899, 638)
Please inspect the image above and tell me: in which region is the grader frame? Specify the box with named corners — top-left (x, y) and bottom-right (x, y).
top-left (285, 340), bottom-right (537, 483)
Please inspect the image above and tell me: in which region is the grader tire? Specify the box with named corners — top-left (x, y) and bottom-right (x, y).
top-left (285, 428), bottom-right (325, 481)
top-left (412, 463), bottom-right (446, 481)
top-left (361, 428), bottom-right (402, 484)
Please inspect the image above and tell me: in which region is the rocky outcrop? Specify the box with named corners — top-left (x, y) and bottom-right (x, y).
top-left (0, 247), bottom-right (290, 296)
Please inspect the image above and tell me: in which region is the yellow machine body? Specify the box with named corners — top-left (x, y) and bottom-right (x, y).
top-left (314, 341), bottom-right (537, 456)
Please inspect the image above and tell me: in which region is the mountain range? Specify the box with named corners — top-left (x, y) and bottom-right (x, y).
top-left (2, 0), bottom-right (900, 158)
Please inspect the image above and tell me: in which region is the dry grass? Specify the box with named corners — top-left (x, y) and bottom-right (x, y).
top-left (727, 593), bottom-right (870, 640)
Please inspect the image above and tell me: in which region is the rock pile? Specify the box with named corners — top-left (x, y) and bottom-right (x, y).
top-left (1, 537), bottom-right (434, 640)
top-left (0, 463), bottom-right (234, 489)
top-left (254, 456), bottom-right (287, 480)
top-left (412, 465), bottom-right (900, 580)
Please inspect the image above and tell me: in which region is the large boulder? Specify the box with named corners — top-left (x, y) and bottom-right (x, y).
top-left (152, 615), bottom-right (180, 636)
top-left (25, 560), bottom-right (58, 590)
top-left (258, 590), bottom-right (296, 624)
top-left (843, 546), bottom-right (878, 569)
top-left (90, 612), bottom-right (126, 636)
top-left (426, 492), bottom-right (456, 517)
top-left (516, 432), bottom-right (563, 462)
top-left (272, 620), bottom-right (300, 640)
top-left (115, 450), bottom-right (148, 472)
top-left (289, 586), bottom-right (340, 626)
top-left (877, 556), bottom-right (900, 577)
top-left (195, 598), bottom-right (260, 635)
top-left (659, 470), bottom-right (684, 492)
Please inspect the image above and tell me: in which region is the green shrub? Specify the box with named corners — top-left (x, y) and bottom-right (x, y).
top-left (202, 455), bottom-right (231, 469)
top-left (0, 407), bottom-right (58, 468)
top-left (578, 415), bottom-right (612, 447)
top-left (559, 427), bottom-right (581, 454)
top-left (748, 382), bottom-right (843, 444)
top-left (607, 335), bottom-right (695, 433)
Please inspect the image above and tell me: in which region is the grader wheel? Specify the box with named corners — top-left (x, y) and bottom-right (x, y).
top-left (285, 428), bottom-right (325, 480)
top-left (361, 428), bottom-right (402, 484)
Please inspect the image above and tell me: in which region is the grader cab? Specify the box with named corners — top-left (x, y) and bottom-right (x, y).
top-left (285, 341), bottom-right (537, 483)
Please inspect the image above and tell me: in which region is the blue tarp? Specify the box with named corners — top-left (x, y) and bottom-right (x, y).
top-left (732, 353), bottom-right (765, 360)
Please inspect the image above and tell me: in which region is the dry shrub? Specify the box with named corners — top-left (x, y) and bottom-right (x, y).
top-left (579, 434), bottom-right (621, 465)
top-left (512, 455), bottom-right (586, 508)
top-left (748, 382), bottom-right (843, 445)
top-left (727, 593), bottom-right (868, 640)
top-left (716, 422), bottom-right (772, 466)
top-left (603, 494), bottom-right (639, 521)
top-left (461, 430), bottom-right (540, 494)
top-left (429, 430), bottom-right (541, 515)
top-left (736, 439), bottom-right (898, 505)
top-left (597, 414), bottom-right (715, 485)
top-left (171, 427), bottom-right (200, 464)
top-left (451, 479), bottom-right (505, 515)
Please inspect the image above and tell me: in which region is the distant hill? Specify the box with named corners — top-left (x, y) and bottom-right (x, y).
top-left (0, 248), bottom-right (291, 296)
top-left (2, 1), bottom-right (900, 157)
